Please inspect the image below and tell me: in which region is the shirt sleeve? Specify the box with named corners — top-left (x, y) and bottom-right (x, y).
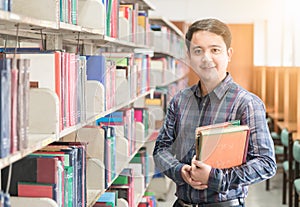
top-left (208, 96), bottom-right (277, 193)
top-left (153, 94), bottom-right (186, 185)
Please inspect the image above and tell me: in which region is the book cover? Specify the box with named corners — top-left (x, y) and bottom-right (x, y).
top-left (17, 182), bottom-right (57, 201)
top-left (97, 191), bottom-right (117, 207)
top-left (1, 156), bottom-right (38, 196)
top-left (29, 153), bottom-right (65, 207)
top-left (195, 122), bottom-right (249, 169)
top-left (86, 55), bottom-right (107, 110)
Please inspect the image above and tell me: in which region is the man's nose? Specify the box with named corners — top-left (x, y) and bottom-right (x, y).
top-left (201, 51), bottom-right (213, 62)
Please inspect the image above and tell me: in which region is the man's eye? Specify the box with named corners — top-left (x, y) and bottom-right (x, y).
top-left (211, 48), bottom-right (222, 54)
top-left (193, 49), bottom-right (203, 55)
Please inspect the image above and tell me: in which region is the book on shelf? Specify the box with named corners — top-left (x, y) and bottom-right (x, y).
top-left (86, 55), bottom-right (109, 109)
top-left (134, 107), bottom-right (149, 136)
top-left (97, 108), bottom-right (136, 156)
top-left (0, 58), bottom-right (11, 158)
top-left (1, 156), bottom-right (62, 205)
top-left (130, 147), bottom-right (149, 186)
top-left (10, 59), bottom-right (18, 154)
top-left (134, 53), bottom-right (150, 95)
top-left (17, 182), bottom-right (57, 201)
top-left (137, 11), bottom-right (148, 45)
top-left (119, 2), bottom-right (139, 43)
top-left (39, 141), bottom-right (87, 207)
top-left (51, 141), bottom-right (87, 207)
top-left (36, 144), bottom-right (78, 207)
top-left (17, 58), bottom-right (30, 150)
top-left (95, 191), bottom-right (117, 207)
top-left (110, 168), bottom-right (133, 207)
top-left (195, 121), bottom-right (250, 169)
top-left (102, 126), bottom-right (117, 188)
top-left (29, 154), bottom-right (64, 207)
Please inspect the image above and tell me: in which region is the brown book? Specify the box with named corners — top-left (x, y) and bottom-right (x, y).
top-left (195, 123), bottom-right (250, 169)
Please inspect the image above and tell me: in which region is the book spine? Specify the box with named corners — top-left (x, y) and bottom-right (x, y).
top-left (10, 59), bottom-right (18, 154)
top-left (23, 59), bottom-right (30, 149)
top-left (0, 58), bottom-right (11, 158)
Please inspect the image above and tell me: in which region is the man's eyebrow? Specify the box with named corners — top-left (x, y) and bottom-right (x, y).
top-left (191, 44), bottom-right (222, 49)
top-left (191, 45), bottom-right (202, 49)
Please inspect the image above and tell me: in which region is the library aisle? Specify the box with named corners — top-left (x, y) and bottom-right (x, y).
top-left (157, 171), bottom-right (285, 207)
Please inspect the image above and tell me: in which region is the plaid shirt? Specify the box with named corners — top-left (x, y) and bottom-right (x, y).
top-left (153, 73), bottom-right (276, 204)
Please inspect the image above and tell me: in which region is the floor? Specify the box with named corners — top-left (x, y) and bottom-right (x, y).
top-left (157, 171), bottom-right (287, 207)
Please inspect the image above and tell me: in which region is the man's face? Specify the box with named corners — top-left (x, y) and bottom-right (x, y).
top-left (188, 30), bottom-right (233, 84)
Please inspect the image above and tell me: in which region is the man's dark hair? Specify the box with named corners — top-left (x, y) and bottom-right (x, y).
top-left (185, 18), bottom-right (232, 52)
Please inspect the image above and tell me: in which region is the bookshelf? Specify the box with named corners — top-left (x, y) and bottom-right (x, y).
top-left (0, 1), bottom-right (187, 207)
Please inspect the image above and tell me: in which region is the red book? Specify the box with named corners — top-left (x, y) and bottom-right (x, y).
top-left (10, 61), bottom-right (18, 153)
top-left (110, 0), bottom-right (119, 38)
top-left (18, 182), bottom-right (57, 200)
top-left (54, 51), bottom-right (62, 131)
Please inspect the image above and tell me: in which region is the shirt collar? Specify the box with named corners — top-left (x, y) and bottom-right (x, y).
top-left (194, 73), bottom-right (233, 99)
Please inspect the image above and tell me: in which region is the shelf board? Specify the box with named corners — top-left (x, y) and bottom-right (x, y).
top-left (120, 0), bottom-right (155, 11)
top-left (0, 133), bottom-right (57, 169)
top-left (59, 22), bottom-right (82, 33)
top-left (94, 88), bottom-right (155, 120)
top-left (59, 88), bottom-right (155, 138)
top-left (0, 10), bottom-right (58, 30)
top-left (87, 189), bottom-right (103, 207)
top-left (149, 16), bottom-right (184, 37)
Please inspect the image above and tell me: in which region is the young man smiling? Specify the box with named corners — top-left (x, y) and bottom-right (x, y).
top-left (153, 18), bottom-right (276, 207)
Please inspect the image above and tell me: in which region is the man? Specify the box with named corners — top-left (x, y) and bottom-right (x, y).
top-left (153, 18), bottom-right (276, 207)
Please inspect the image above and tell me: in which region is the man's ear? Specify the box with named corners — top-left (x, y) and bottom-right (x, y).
top-left (186, 51), bottom-right (191, 65)
top-left (227, 47), bottom-right (233, 62)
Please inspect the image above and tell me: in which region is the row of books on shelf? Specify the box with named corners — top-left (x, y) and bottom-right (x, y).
top-left (0, 48), bottom-right (155, 157)
top-left (0, 56), bottom-right (30, 158)
top-left (150, 23), bottom-right (185, 58)
top-left (2, 0), bottom-right (185, 58)
top-left (1, 141), bottom-right (87, 207)
top-left (150, 55), bottom-right (189, 87)
top-left (95, 147), bottom-right (153, 207)
top-left (0, 107), bottom-right (155, 207)
top-left (95, 107), bottom-right (151, 187)
top-left (96, 190), bottom-right (157, 207)
top-left (9, 0), bottom-right (151, 45)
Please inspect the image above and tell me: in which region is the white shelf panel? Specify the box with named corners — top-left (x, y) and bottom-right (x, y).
top-left (0, 10), bottom-right (58, 30)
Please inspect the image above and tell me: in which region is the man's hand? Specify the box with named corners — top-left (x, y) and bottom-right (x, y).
top-left (190, 156), bottom-right (212, 187)
top-left (181, 164), bottom-right (208, 190)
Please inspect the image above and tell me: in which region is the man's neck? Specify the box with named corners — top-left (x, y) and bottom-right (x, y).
top-left (199, 74), bottom-right (227, 96)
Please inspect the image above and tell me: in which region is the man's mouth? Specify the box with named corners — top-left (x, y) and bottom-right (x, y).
top-left (200, 65), bottom-right (215, 70)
